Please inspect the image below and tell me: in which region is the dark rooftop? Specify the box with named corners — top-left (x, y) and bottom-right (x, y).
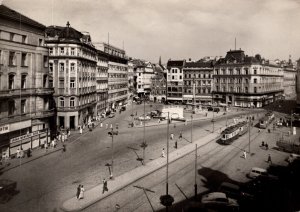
top-left (167, 60), bottom-right (185, 67)
top-left (0, 4), bottom-right (45, 29)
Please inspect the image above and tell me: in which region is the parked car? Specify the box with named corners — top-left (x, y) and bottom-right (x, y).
top-left (138, 115), bottom-right (151, 121)
top-left (0, 179), bottom-right (17, 203)
top-left (201, 192), bottom-right (239, 211)
top-left (218, 182), bottom-right (255, 202)
top-left (247, 167), bottom-right (268, 179)
top-left (120, 106), bottom-right (126, 111)
top-left (108, 112), bottom-right (115, 118)
top-left (286, 153), bottom-right (300, 164)
top-left (207, 106), bottom-right (213, 111)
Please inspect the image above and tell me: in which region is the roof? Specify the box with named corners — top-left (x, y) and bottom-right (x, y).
top-left (167, 60), bottom-right (185, 67)
top-left (46, 25), bottom-right (83, 41)
top-left (202, 192), bottom-right (227, 200)
top-left (184, 61), bottom-right (214, 68)
top-left (0, 4), bottom-right (45, 29)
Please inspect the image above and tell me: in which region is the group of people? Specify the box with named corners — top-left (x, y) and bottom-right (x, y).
top-left (76, 178), bottom-right (109, 200)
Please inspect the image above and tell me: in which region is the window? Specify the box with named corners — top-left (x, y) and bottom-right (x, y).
top-left (21, 74), bottom-right (26, 89)
top-left (22, 35), bottom-right (27, 43)
top-left (254, 69), bottom-right (257, 75)
top-left (245, 79), bottom-right (248, 84)
top-left (237, 87), bottom-right (241, 93)
top-left (245, 87), bottom-right (248, 93)
top-left (21, 53), bottom-right (28, 66)
top-left (10, 33), bottom-right (14, 41)
top-left (223, 86), bottom-right (226, 92)
top-left (49, 79), bottom-right (53, 88)
top-left (254, 87), bottom-right (257, 93)
top-left (8, 100), bottom-right (15, 115)
top-left (179, 75), bottom-right (182, 79)
top-left (0, 50), bottom-right (3, 65)
top-left (245, 68), bottom-right (248, 75)
top-left (8, 74), bottom-right (14, 89)
top-left (60, 63), bottom-right (64, 72)
top-left (230, 87), bottom-right (233, 92)
top-left (229, 69), bottom-right (233, 75)
top-left (59, 79), bottom-right (64, 88)
top-left (44, 56), bottom-right (48, 67)
top-left (59, 97), bottom-right (64, 107)
top-left (70, 79), bottom-right (75, 88)
top-left (254, 78), bottom-right (257, 83)
top-left (43, 75), bottom-right (47, 88)
top-left (236, 69), bottom-right (241, 75)
top-left (49, 48), bottom-right (53, 55)
top-left (21, 99), bottom-right (26, 114)
top-left (71, 63), bottom-right (75, 72)
top-left (60, 47), bottom-right (64, 54)
top-left (39, 38), bottom-right (43, 46)
top-left (49, 63), bottom-right (53, 73)
top-left (9, 52), bottom-right (16, 66)
top-left (70, 97), bottom-right (75, 107)
top-left (71, 48), bottom-right (75, 56)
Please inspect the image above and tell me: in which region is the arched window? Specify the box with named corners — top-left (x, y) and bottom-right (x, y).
top-left (70, 97), bottom-right (75, 107)
top-left (59, 97), bottom-right (64, 107)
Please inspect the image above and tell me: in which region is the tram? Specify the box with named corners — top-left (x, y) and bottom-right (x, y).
top-left (220, 121), bottom-right (248, 144)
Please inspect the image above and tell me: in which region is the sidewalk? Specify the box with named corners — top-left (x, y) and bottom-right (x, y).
top-left (60, 131), bottom-right (222, 212)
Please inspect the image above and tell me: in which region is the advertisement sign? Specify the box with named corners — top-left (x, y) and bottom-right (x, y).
top-left (0, 125), bottom-right (9, 134)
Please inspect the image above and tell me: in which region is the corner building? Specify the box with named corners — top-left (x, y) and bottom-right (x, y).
top-left (213, 49), bottom-right (283, 107)
top-left (45, 23), bottom-right (97, 129)
top-left (0, 5), bottom-right (55, 156)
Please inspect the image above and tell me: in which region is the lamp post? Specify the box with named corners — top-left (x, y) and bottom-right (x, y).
top-left (108, 127), bottom-right (118, 179)
top-left (194, 144), bottom-right (197, 200)
top-left (141, 93), bottom-right (147, 165)
top-left (212, 110), bottom-right (215, 133)
top-left (160, 112), bottom-right (174, 211)
top-left (191, 115), bottom-right (193, 143)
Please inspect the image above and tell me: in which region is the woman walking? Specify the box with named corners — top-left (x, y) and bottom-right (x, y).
top-left (78, 185), bottom-right (84, 200)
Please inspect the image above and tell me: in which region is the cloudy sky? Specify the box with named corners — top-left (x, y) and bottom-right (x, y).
top-left (4, 0), bottom-right (300, 63)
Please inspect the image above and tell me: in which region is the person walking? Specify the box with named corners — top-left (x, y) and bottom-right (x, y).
top-left (106, 123), bottom-right (108, 129)
top-left (76, 184), bottom-right (81, 199)
top-left (79, 126), bottom-right (82, 134)
top-left (161, 148), bottom-right (166, 158)
top-left (267, 154), bottom-right (272, 164)
top-left (78, 185), bottom-right (84, 199)
top-left (16, 148), bottom-right (21, 158)
top-left (102, 178), bottom-right (108, 194)
top-left (170, 133), bottom-right (174, 140)
top-left (243, 150), bottom-right (247, 159)
top-left (100, 122), bottom-right (103, 128)
top-left (67, 128), bottom-right (70, 137)
top-left (179, 131), bottom-right (182, 140)
top-left (174, 140), bottom-right (178, 149)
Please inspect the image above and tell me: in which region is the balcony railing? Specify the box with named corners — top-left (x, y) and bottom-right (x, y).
top-left (0, 88), bottom-right (54, 98)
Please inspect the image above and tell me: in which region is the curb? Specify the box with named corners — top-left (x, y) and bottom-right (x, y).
top-left (60, 132), bottom-right (221, 212)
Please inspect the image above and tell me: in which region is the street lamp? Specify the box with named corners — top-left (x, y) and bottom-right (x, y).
top-left (107, 127), bottom-right (118, 179)
top-left (141, 93), bottom-right (148, 165)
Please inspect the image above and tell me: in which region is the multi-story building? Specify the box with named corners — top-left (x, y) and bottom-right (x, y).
top-left (166, 60), bottom-right (185, 103)
top-left (150, 64), bottom-right (167, 103)
top-left (0, 5), bottom-right (55, 156)
top-left (45, 23), bottom-right (97, 129)
top-left (96, 43), bottom-right (128, 110)
top-left (182, 60), bottom-right (214, 105)
top-left (96, 50), bottom-right (108, 116)
top-left (213, 49), bottom-right (284, 108)
top-left (127, 59), bottom-right (135, 99)
top-left (135, 61), bottom-right (154, 98)
top-left (280, 59), bottom-right (296, 100)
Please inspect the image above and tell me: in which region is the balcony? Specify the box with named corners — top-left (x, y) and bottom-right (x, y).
top-left (0, 88), bottom-right (54, 98)
top-left (57, 100), bottom-right (96, 112)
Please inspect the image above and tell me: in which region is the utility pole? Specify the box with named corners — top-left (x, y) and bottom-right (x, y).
top-left (248, 108), bottom-right (251, 154)
top-left (191, 115), bottom-right (193, 143)
top-left (108, 128), bottom-right (118, 179)
top-left (194, 144), bottom-right (197, 200)
top-left (212, 110), bottom-right (215, 133)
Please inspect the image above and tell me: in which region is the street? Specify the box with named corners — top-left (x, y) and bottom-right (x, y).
top-left (0, 103), bottom-right (250, 212)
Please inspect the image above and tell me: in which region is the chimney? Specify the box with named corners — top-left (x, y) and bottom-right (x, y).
top-left (66, 21), bottom-right (70, 37)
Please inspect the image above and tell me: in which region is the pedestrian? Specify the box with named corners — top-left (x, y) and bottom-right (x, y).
top-left (161, 148), bottom-right (166, 158)
top-left (62, 144), bottom-right (66, 152)
top-left (174, 123), bottom-right (176, 128)
top-left (79, 126), bottom-right (82, 134)
top-left (110, 124), bottom-right (113, 129)
top-left (76, 184), bottom-right (81, 199)
top-left (102, 178), bottom-right (108, 194)
top-left (136, 111), bottom-right (137, 116)
top-left (16, 148), bottom-right (20, 158)
top-left (170, 133), bottom-right (174, 140)
top-left (185, 120), bottom-right (187, 126)
top-left (265, 143), bottom-right (269, 150)
top-left (179, 131), bottom-right (182, 140)
top-left (27, 148), bottom-right (31, 157)
top-left (261, 141), bottom-right (265, 147)
top-left (158, 119), bottom-right (161, 123)
top-left (20, 148), bottom-right (24, 158)
top-left (45, 142), bottom-right (48, 152)
top-left (100, 122), bottom-right (103, 128)
top-left (174, 140), bottom-right (178, 149)
top-left (78, 185), bottom-right (84, 199)
top-left (67, 128), bottom-right (70, 137)
top-left (106, 123), bottom-right (108, 129)
top-left (267, 154), bottom-right (272, 164)
top-left (52, 138), bottom-right (57, 149)
top-left (243, 150), bottom-right (247, 159)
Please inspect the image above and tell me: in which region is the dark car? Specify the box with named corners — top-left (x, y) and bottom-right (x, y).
top-left (213, 107), bottom-right (220, 113)
top-left (120, 106), bottom-right (126, 111)
top-left (207, 106), bottom-right (213, 111)
top-left (0, 179), bottom-right (17, 202)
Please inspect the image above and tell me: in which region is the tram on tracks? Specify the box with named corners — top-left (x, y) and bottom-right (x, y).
top-left (220, 121), bottom-right (248, 144)
top-left (258, 112), bottom-right (275, 129)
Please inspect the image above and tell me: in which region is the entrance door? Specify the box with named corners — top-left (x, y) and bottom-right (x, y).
top-left (59, 116), bottom-right (65, 128)
top-left (70, 116), bottom-right (75, 129)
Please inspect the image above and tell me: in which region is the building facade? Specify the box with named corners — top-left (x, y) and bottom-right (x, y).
top-left (213, 49), bottom-right (284, 108)
top-left (96, 43), bottom-right (128, 110)
top-left (96, 50), bottom-right (108, 116)
top-left (166, 60), bottom-right (185, 103)
top-left (150, 64), bottom-right (167, 103)
top-left (182, 60), bottom-right (214, 105)
top-left (127, 59), bottom-right (135, 99)
top-left (45, 23), bottom-right (97, 129)
top-left (281, 60), bottom-right (296, 100)
top-left (135, 61), bottom-right (154, 98)
top-left (0, 5), bottom-right (55, 156)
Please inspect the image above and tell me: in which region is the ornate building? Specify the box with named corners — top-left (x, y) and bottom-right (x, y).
top-left (96, 50), bottom-right (108, 116)
top-left (150, 64), bottom-right (167, 103)
top-left (135, 61), bottom-right (154, 98)
top-left (0, 5), bottom-right (55, 156)
top-left (182, 60), bottom-right (214, 105)
top-left (213, 49), bottom-right (284, 108)
top-left (45, 23), bottom-right (97, 129)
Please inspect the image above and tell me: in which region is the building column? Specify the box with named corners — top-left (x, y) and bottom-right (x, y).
top-left (65, 115), bottom-right (70, 129)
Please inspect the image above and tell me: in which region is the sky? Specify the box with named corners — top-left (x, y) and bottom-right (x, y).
top-left (4, 0), bottom-right (300, 63)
